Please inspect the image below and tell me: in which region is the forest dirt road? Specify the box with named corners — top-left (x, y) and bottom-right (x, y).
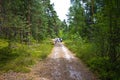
top-left (0, 42), bottom-right (98, 80)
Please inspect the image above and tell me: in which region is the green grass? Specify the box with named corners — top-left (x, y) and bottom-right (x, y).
top-left (0, 39), bottom-right (8, 49)
top-left (0, 39), bottom-right (53, 73)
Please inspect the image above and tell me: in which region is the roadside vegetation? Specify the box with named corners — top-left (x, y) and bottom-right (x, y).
top-left (65, 38), bottom-right (120, 80)
top-left (0, 39), bottom-right (53, 73)
top-left (65, 39), bottom-right (120, 80)
top-left (0, 0), bottom-right (58, 74)
top-left (63, 0), bottom-right (120, 80)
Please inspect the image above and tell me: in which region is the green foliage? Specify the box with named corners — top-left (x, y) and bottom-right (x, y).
top-left (68, 2), bottom-right (86, 37)
top-left (65, 37), bottom-right (96, 62)
top-left (88, 56), bottom-right (120, 80)
top-left (0, 0), bottom-right (61, 42)
top-left (0, 0), bottom-right (59, 74)
top-left (65, 38), bottom-right (120, 79)
top-left (0, 39), bottom-right (53, 73)
top-left (66, 0), bottom-right (120, 79)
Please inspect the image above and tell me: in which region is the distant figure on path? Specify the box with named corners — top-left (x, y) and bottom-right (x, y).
top-left (54, 38), bottom-right (62, 44)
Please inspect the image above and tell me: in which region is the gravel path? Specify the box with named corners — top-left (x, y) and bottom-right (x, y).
top-left (0, 43), bottom-right (98, 80)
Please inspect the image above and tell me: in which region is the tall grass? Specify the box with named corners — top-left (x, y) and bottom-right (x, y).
top-left (0, 39), bottom-right (53, 73)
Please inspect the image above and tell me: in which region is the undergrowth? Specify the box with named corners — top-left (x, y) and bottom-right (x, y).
top-left (65, 39), bottom-right (120, 80)
top-left (0, 39), bottom-right (53, 73)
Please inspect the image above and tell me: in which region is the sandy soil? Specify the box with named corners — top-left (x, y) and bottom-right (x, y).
top-left (0, 42), bottom-right (98, 80)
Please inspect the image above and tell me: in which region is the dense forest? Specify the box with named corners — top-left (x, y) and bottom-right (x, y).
top-left (0, 0), bottom-right (120, 80)
top-left (65, 0), bottom-right (120, 79)
top-left (0, 0), bottom-right (61, 43)
top-left (0, 0), bottom-right (60, 74)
